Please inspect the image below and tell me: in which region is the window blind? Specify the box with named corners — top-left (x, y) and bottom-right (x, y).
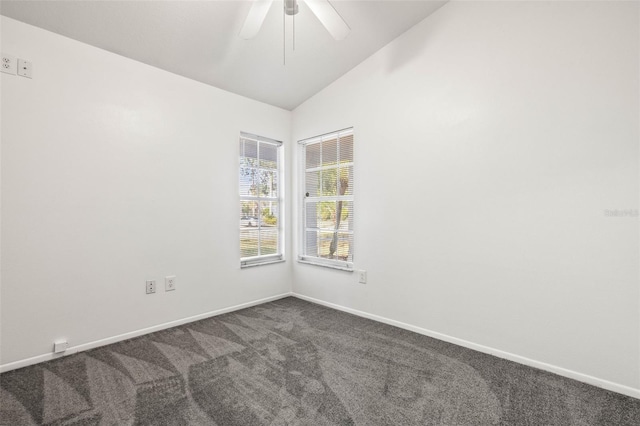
top-left (239, 132), bottom-right (283, 267)
top-left (299, 128), bottom-right (354, 270)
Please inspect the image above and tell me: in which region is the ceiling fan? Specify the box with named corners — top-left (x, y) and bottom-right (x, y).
top-left (239, 0), bottom-right (350, 41)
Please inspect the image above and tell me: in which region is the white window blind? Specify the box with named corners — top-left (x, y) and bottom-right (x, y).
top-left (239, 132), bottom-right (283, 267)
top-left (299, 128), bottom-right (354, 270)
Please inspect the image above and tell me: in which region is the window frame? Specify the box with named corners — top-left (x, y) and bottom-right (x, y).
top-left (298, 128), bottom-right (354, 271)
top-left (239, 132), bottom-right (284, 268)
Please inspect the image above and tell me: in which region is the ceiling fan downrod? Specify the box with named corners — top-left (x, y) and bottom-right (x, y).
top-left (284, 0), bottom-right (298, 64)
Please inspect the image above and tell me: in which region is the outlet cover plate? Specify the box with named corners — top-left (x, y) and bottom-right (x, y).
top-left (165, 275), bottom-right (176, 291)
top-left (53, 341), bottom-right (68, 353)
top-left (17, 59), bottom-right (32, 78)
top-left (1, 53), bottom-right (17, 75)
top-left (146, 280), bottom-right (156, 294)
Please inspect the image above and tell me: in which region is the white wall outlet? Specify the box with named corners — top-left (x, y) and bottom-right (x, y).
top-left (1, 53), bottom-right (17, 75)
top-left (165, 275), bottom-right (176, 291)
top-left (17, 58), bottom-right (32, 78)
top-left (146, 279), bottom-right (156, 294)
top-left (53, 340), bottom-right (68, 354)
top-left (358, 270), bottom-right (367, 284)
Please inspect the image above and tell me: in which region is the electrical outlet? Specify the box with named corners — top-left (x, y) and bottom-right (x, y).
top-left (358, 270), bottom-right (367, 284)
top-left (17, 58), bottom-right (32, 78)
top-left (146, 280), bottom-right (156, 294)
top-left (165, 275), bottom-right (176, 292)
top-left (1, 53), bottom-right (17, 75)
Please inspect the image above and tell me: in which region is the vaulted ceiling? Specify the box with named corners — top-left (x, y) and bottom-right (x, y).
top-left (0, 1), bottom-right (446, 110)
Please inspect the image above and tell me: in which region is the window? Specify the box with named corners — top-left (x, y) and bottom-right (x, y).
top-left (299, 128), bottom-right (354, 270)
top-left (239, 133), bottom-right (283, 267)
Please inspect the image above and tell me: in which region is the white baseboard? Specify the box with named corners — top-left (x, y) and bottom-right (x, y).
top-left (4, 290), bottom-right (638, 401)
top-left (292, 293), bottom-right (640, 400)
top-left (0, 292), bottom-right (293, 373)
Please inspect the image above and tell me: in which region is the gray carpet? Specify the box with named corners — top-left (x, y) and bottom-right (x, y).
top-left (0, 297), bottom-right (638, 425)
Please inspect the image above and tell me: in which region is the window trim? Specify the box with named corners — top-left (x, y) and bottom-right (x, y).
top-left (298, 127), bottom-right (354, 271)
top-left (239, 132), bottom-right (284, 268)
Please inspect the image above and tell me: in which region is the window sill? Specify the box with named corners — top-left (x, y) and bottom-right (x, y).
top-left (297, 258), bottom-right (353, 272)
top-left (240, 258), bottom-right (285, 269)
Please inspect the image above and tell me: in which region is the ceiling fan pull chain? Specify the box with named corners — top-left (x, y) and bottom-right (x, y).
top-left (283, 0), bottom-right (286, 65)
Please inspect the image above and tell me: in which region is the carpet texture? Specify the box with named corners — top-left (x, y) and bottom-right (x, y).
top-left (1, 297), bottom-right (638, 425)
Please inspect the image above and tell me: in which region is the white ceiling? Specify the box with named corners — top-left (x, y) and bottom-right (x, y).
top-left (0, 0), bottom-right (446, 110)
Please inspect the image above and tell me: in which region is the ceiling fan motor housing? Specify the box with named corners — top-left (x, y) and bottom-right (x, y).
top-left (285, 0), bottom-right (299, 16)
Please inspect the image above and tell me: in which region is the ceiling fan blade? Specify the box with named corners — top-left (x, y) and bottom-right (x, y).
top-left (239, 0), bottom-right (274, 40)
top-left (305, 0), bottom-right (350, 41)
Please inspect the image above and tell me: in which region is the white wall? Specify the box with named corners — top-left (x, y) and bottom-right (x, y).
top-left (0, 16), bottom-right (292, 368)
top-left (292, 1), bottom-right (639, 393)
top-left (2, 1), bottom-right (639, 398)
